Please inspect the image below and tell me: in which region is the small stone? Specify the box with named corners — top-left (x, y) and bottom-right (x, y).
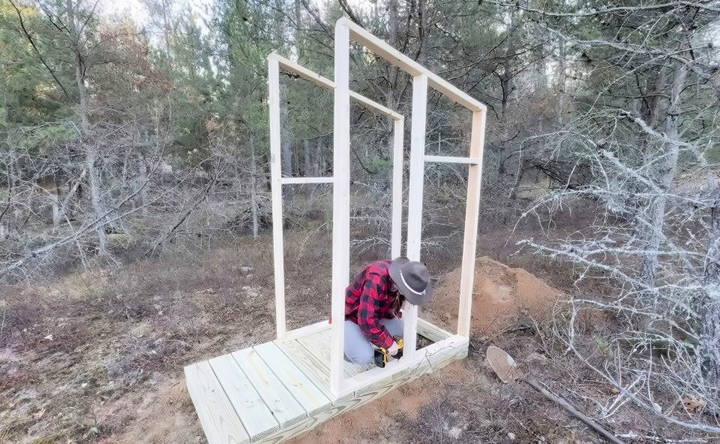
top-left (528, 352), bottom-right (548, 363)
top-left (447, 426), bottom-right (462, 439)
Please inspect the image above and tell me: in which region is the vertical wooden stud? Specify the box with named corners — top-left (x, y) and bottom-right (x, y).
top-left (391, 117), bottom-right (404, 259)
top-left (330, 21), bottom-right (351, 398)
top-left (457, 110), bottom-right (486, 338)
top-left (403, 74), bottom-right (428, 359)
top-left (268, 54), bottom-right (286, 339)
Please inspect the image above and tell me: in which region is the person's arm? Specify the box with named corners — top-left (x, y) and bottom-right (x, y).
top-left (356, 277), bottom-right (394, 349)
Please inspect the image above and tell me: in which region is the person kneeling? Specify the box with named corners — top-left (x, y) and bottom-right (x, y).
top-left (344, 257), bottom-right (433, 365)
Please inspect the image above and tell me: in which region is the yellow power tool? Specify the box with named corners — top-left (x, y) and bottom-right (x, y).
top-left (374, 336), bottom-right (404, 368)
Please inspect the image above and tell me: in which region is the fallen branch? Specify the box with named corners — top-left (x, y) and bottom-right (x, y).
top-left (523, 378), bottom-right (624, 444)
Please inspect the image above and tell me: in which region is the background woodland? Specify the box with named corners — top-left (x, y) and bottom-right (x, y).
top-left (1, 0), bottom-right (720, 439)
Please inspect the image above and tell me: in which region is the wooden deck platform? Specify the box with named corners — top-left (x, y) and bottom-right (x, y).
top-left (184, 319), bottom-right (468, 443)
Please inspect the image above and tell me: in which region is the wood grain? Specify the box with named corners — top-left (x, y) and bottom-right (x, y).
top-left (184, 361), bottom-right (249, 444)
top-left (276, 338), bottom-right (331, 397)
top-left (267, 54), bottom-right (286, 339)
top-left (209, 354), bottom-right (279, 439)
top-left (457, 110), bottom-right (486, 338)
top-left (254, 342), bottom-right (330, 415)
top-left (232, 347), bottom-right (306, 427)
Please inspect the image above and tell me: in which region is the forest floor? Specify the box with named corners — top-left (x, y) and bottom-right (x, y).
top-left (0, 228), bottom-right (697, 443)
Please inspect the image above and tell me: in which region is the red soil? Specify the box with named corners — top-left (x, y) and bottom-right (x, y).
top-left (427, 256), bottom-right (566, 334)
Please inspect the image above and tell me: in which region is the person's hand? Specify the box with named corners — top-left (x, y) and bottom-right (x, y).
top-left (388, 341), bottom-right (400, 356)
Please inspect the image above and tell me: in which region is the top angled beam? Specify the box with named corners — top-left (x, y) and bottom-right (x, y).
top-left (269, 53), bottom-right (403, 121)
top-left (339, 18), bottom-right (487, 113)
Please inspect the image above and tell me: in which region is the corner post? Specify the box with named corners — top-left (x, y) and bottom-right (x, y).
top-left (268, 54), bottom-right (286, 339)
top-left (403, 74), bottom-right (428, 359)
top-left (457, 110), bottom-right (486, 338)
top-left (330, 20), bottom-right (351, 398)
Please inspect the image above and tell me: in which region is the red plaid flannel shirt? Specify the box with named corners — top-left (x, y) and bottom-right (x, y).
top-left (345, 260), bottom-right (404, 349)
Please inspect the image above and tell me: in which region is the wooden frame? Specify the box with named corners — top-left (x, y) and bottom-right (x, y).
top-left (184, 320), bottom-right (465, 443)
top-left (185, 19), bottom-right (488, 443)
top-left (330, 18), bottom-right (487, 397)
top-left (268, 53), bottom-right (405, 340)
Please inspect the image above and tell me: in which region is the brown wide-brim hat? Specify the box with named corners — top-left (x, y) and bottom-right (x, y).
top-left (389, 257), bottom-right (433, 306)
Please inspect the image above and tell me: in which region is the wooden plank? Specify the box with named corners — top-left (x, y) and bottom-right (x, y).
top-left (267, 54), bottom-right (286, 339)
top-left (254, 342), bottom-right (330, 415)
top-left (424, 155), bottom-right (482, 165)
top-left (280, 177), bottom-right (334, 185)
top-left (276, 339), bottom-right (332, 397)
top-left (403, 74), bottom-right (429, 359)
top-left (331, 19), bottom-right (351, 398)
top-left (272, 53), bottom-right (334, 89)
top-left (187, 335), bottom-right (467, 443)
top-left (340, 18), bottom-right (486, 113)
top-left (257, 337), bottom-right (467, 443)
top-left (296, 330), bottom-right (330, 365)
top-left (256, 415), bottom-right (321, 444)
top-left (458, 110), bottom-right (486, 338)
top-left (349, 91), bottom-right (403, 120)
top-left (391, 118), bottom-right (404, 258)
top-left (272, 54), bottom-right (403, 120)
top-left (184, 362), bottom-right (250, 444)
top-left (337, 335), bottom-right (468, 398)
top-left (295, 329), bottom-right (366, 378)
top-left (232, 348), bottom-right (306, 427)
top-left (282, 320), bottom-right (330, 342)
top-left (417, 317), bottom-right (452, 343)
top-left (209, 354), bottom-right (279, 439)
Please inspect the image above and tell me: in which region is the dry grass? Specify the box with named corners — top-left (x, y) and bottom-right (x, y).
top-left (0, 223), bottom-right (706, 443)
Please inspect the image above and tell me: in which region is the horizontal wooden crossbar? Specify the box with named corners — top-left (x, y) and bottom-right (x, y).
top-left (424, 155), bottom-right (482, 165)
top-left (280, 177), bottom-right (334, 185)
top-left (340, 18), bottom-right (487, 113)
top-left (269, 53), bottom-right (403, 121)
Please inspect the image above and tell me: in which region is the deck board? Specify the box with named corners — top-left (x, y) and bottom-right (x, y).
top-left (275, 338), bottom-right (331, 396)
top-left (184, 361), bottom-right (250, 444)
top-left (295, 330), bottom-right (368, 378)
top-left (253, 342), bottom-right (330, 415)
top-left (231, 347), bottom-right (306, 427)
top-left (209, 354), bottom-right (279, 439)
top-left (185, 319), bottom-right (463, 444)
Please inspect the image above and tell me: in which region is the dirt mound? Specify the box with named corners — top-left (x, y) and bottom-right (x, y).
top-left (427, 257), bottom-right (565, 334)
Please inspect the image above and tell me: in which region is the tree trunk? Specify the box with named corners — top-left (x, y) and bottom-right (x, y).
top-left (66, 0), bottom-right (108, 256)
top-left (641, 62), bottom-right (687, 286)
top-left (706, 186), bottom-right (720, 285)
top-left (303, 139), bottom-right (311, 177)
top-left (702, 185), bottom-right (720, 382)
top-left (315, 138), bottom-right (324, 176)
top-left (280, 83), bottom-right (293, 200)
top-left (556, 35), bottom-right (566, 124)
top-left (250, 134), bottom-right (259, 238)
top-left (388, 0), bottom-right (399, 45)
top-left (50, 185), bottom-right (61, 231)
top-left (138, 152), bottom-right (149, 217)
top-left (86, 145), bottom-right (108, 255)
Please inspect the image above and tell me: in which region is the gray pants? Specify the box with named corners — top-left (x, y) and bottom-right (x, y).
top-left (344, 318), bottom-right (404, 365)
